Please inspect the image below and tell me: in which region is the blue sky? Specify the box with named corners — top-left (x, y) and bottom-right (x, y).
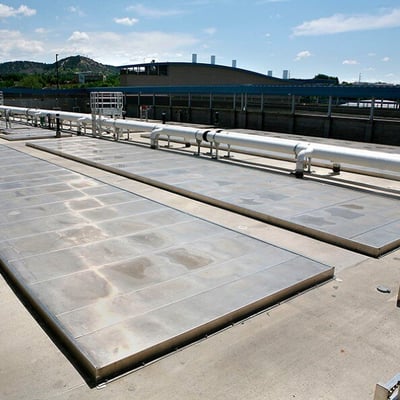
top-left (0, 0), bottom-right (399, 83)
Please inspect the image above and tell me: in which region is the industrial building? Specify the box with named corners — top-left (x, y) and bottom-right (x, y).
top-left (119, 60), bottom-right (286, 87)
top-left (2, 59), bottom-right (400, 145)
top-left (0, 100), bottom-right (399, 399)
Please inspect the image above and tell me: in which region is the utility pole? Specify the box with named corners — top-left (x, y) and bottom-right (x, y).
top-left (56, 54), bottom-right (60, 90)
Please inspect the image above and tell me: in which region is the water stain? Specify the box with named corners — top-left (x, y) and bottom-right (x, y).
top-left (161, 248), bottom-right (212, 270)
top-left (216, 180), bottom-right (233, 186)
top-left (60, 225), bottom-right (108, 245)
top-left (110, 257), bottom-right (153, 280)
top-left (259, 192), bottom-right (288, 201)
top-left (297, 215), bottom-right (335, 227)
top-left (67, 198), bottom-right (102, 211)
top-left (326, 207), bottom-right (362, 220)
top-left (240, 198), bottom-right (263, 205)
top-left (128, 232), bottom-right (166, 249)
top-left (342, 204), bottom-right (364, 210)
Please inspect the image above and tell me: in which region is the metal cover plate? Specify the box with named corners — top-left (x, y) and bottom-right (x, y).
top-left (0, 145), bottom-right (333, 383)
top-left (29, 137), bottom-right (400, 257)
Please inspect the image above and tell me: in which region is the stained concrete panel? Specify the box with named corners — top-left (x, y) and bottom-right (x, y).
top-left (29, 137), bottom-right (400, 256)
top-left (0, 144), bottom-right (332, 383)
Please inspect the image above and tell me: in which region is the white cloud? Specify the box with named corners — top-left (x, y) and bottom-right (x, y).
top-left (203, 27), bottom-right (216, 35)
top-left (17, 5), bottom-right (35, 16)
top-left (292, 8), bottom-right (400, 36)
top-left (127, 4), bottom-right (184, 18)
top-left (68, 31), bottom-right (90, 42)
top-left (59, 31), bottom-right (199, 66)
top-left (382, 56), bottom-right (390, 62)
top-left (35, 28), bottom-right (48, 34)
top-left (114, 17), bottom-right (138, 26)
top-left (385, 73), bottom-right (396, 80)
top-left (0, 29), bottom-right (43, 59)
top-left (295, 50), bottom-right (311, 61)
top-left (343, 60), bottom-right (358, 65)
top-left (68, 6), bottom-right (84, 17)
top-left (0, 3), bottom-right (36, 18)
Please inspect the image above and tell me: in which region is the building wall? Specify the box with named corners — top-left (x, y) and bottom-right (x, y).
top-left (120, 63), bottom-right (285, 87)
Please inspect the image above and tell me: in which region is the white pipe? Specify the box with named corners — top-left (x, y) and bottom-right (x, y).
top-left (149, 125), bottom-right (203, 148)
top-left (204, 130), bottom-right (400, 176)
top-left (1, 105), bottom-right (399, 178)
top-left (0, 105), bottom-right (87, 121)
top-left (148, 126), bottom-right (400, 177)
top-left (295, 144), bottom-right (314, 178)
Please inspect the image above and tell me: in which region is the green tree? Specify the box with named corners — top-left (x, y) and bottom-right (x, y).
top-left (314, 74), bottom-right (339, 85)
top-left (17, 74), bottom-right (44, 88)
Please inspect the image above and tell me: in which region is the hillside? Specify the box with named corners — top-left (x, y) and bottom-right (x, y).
top-left (0, 55), bottom-right (119, 76)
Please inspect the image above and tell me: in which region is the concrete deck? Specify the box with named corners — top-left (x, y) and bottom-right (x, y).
top-left (0, 125), bottom-right (399, 400)
top-left (29, 136), bottom-right (400, 257)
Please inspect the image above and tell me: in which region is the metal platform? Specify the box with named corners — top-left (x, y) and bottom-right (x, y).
top-left (29, 136), bottom-right (400, 257)
top-left (0, 144), bottom-right (333, 384)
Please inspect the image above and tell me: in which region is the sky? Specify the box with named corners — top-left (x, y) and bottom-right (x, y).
top-left (0, 0), bottom-right (399, 84)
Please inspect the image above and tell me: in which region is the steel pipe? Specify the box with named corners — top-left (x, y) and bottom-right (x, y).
top-left (1, 105), bottom-right (399, 178)
top-left (208, 130), bottom-right (400, 177)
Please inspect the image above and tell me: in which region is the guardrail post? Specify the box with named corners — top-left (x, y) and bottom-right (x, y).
top-left (55, 114), bottom-right (61, 138)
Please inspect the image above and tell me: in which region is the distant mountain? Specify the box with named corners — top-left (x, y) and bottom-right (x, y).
top-left (0, 55), bottom-right (119, 76)
top-left (0, 60), bottom-right (47, 75)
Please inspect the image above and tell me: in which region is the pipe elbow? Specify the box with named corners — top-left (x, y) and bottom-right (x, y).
top-left (150, 126), bottom-right (164, 149)
top-left (295, 145), bottom-right (314, 178)
top-left (297, 146), bottom-right (314, 161)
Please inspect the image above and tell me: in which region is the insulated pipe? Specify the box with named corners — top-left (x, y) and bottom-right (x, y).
top-left (295, 144), bottom-right (314, 178)
top-left (206, 130), bottom-right (298, 155)
top-left (149, 126), bottom-right (400, 176)
top-left (0, 106), bottom-right (89, 122)
top-left (1, 105), bottom-right (400, 178)
top-left (77, 116), bottom-right (91, 124)
top-left (201, 130), bottom-right (400, 176)
top-left (302, 142), bottom-right (400, 173)
top-left (149, 125), bottom-right (204, 148)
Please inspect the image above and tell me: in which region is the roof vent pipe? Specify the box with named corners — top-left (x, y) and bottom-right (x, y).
top-left (211, 55), bottom-right (216, 65)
